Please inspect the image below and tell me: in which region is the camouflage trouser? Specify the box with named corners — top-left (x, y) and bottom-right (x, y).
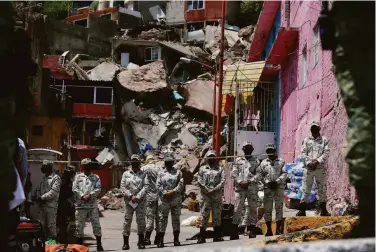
top-left (241, 205), bottom-right (250, 226)
top-left (158, 196), bottom-right (181, 232)
top-left (200, 194), bottom-right (222, 229)
top-left (232, 190), bottom-right (258, 226)
top-left (301, 167), bottom-right (326, 204)
top-left (146, 198), bottom-right (159, 233)
top-left (123, 200), bottom-right (146, 236)
top-left (263, 188), bottom-right (284, 222)
top-left (75, 207), bottom-right (102, 238)
top-left (40, 206), bottom-right (58, 239)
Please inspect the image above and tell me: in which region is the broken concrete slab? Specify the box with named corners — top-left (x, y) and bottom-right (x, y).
top-left (117, 61), bottom-right (169, 93)
top-left (138, 28), bottom-right (166, 41)
top-left (130, 121), bottom-right (167, 148)
top-left (121, 100), bottom-right (151, 123)
top-left (88, 62), bottom-right (120, 81)
top-left (180, 79), bottom-right (216, 115)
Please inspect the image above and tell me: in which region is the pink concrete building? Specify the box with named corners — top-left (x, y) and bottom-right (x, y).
top-left (248, 1), bottom-right (356, 207)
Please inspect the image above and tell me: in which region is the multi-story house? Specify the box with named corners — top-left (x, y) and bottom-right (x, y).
top-left (246, 0), bottom-right (353, 206)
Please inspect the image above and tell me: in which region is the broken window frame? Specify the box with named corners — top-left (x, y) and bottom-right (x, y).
top-left (187, 0), bottom-right (205, 11)
top-left (302, 46), bottom-right (307, 87)
top-left (144, 47), bottom-right (161, 62)
top-left (94, 87), bottom-right (113, 105)
top-left (312, 24), bottom-right (320, 68)
top-left (73, 18), bottom-right (88, 27)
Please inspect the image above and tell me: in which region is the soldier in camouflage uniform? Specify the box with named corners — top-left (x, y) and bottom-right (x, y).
top-left (120, 154), bottom-right (146, 250)
top-left (257, 144), bottom-right (287, 236)
top-left (197, 150), bottom-right (225, 244)
top-left (36, 160), bottom-right (61, 241)
top-left (141, 155), bottom-right (162, 246)
top-left (231, 141), bottom-right (260, 240)
top-left (72, 158), bottom-right (103, 251)
top-left (156, 154), bottom-right (184, 248)
top-left (297, 121), bottom-right (330, 217)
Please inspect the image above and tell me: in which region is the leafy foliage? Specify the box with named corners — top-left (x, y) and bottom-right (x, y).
top-left (42, 1), bottom-right (72, 20)
top-left (238, 1), bottom-right (263, 27)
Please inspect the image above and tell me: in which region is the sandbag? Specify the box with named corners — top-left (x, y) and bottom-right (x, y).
top-left (45, 244), bottom-right (89, 252)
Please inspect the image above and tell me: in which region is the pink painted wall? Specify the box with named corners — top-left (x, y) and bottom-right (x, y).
top-left (278, 1), bottom-right (356, 207)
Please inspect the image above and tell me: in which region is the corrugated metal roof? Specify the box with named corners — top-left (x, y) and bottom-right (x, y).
top-left (223, 61), bottom-right (265, 95)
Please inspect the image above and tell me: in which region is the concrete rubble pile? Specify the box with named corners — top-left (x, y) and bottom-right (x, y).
top-left (137, 28), bottom-right (166, 41)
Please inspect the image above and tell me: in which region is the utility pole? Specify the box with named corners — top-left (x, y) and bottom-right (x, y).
top-left (215, 0), bottom-right (226, 156)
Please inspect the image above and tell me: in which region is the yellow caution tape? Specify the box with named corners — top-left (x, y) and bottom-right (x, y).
top-left (26, 146), bottom-right (347, 164)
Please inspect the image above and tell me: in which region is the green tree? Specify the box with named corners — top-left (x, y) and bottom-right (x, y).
top-left (238, 1), bottom-right (264, 27)
top-left (42, 1), bottom-right (72, 20)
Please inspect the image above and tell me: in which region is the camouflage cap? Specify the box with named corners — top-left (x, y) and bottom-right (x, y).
top-left (81, 158), bottom-right (92, 165)
top-left (42, 160), bottom-right (53, 166)
top-left (310, 120), bottom-right (320, 128)
top-left (206, 150), bottom-right (216, 157)
top-left (164, 154), bottom-right (174, 162)
top-left (131, 154), bottom-right (141, 161)
top-left (265, 143), bottom-right (276, 150)
top-left (242, 141), bottom-right (253, 148)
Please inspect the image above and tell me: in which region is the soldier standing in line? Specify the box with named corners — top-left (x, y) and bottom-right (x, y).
top-left (36, 160), bottom-right (62, 241)
top-left (231, 141), bottom-right (260, 240)
top-left (297, 121), bottom-right (330, 216)
top-left (72, 158), bottom-right (103, 251)
top-left (142, 155), bottom-right (162, 246)
top-left (257, 144), bottom-right (287, 236)
top-left (120, 154), bottom-right (146, 250)
top-left (155, 154), bottom-right (184, 248)
top-left (197, 150), bottom-right (225, 244)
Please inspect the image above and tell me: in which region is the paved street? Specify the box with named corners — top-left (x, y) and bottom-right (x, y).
top-left (82, 209), bottom-right (271, 252)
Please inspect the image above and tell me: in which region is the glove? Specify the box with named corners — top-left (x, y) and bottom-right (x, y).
top-left (267, 181), bottom-right (278, 190)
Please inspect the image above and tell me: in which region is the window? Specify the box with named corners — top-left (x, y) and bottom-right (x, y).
top-left (74, 18), bottom-right (88, 27)
top-left (31, 125), bottom-right (43, 136)
top-left (313, 25), bottom-right (320, 67)
top-left (101, 14), bottom-right (111, 20)
top-left (187, 0), bottom-right (204, 10)
top-left (302, 47), bottom-right (307, 86)
top-left (66, 86), bottom-right (95, 103)
top-left (94, 87), bottom-right (113, 104)
top-left (145, 47), bottom-right (161, 62)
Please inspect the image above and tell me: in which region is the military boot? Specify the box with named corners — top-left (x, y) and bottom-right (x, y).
top-left (157, 232), bottom-right (165, 248)
top-left (76, 237), bottom-right (83, 245)
top-left (197, 228), bottom-right (206, 244)
top-left (153, 233), bottom-right (160, 245)
top-left (276, 220), bottom-right (284, 235)
top-left (238, 225), bottom-right (246, 235)
top-left (173, 231), bottom-right (181, 246)
top-left (248, 225), bottom-right (256, 238)
top-left (265, 222), bottom-right (273, 237)
top-left (96, 236), bottom-right (104, 251)
top-left (296, 202), bottom-right (307, 216)
top-left (143, 231), bottom-right (152, 245)
top-left (230, 224), bottom-right (239, 240)
top-left (320, 202), bottom-right (330, 216)
top-left (122, 236), bottom-right (130, 250)
top-left (213, 226), bottom-right (224, 242)
top-left (138, 234), bottom-right (145, 249)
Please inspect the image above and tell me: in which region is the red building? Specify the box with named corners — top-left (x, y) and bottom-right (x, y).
top-left (42, 55), bottom-right (115, 190)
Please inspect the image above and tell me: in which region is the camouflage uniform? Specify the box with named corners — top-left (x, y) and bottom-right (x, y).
top-left (120, 167), bottom-right (146, 236)
top-left (232, 156), bottom-right (260, 226)
top-left (198, 151), bottom-right (225, 229)
top-left (36, 169), bottom-right (61, 239)
top-left (142, 162), bottom-right (162, 233)
top-left (156, 166), bottom-right (184, 232)
top-left (72, 172), bottom-right (102, 238)
top-left (300, 121), bottom-right (329, 204)
top-left (257, 153), bottom-right (287, 222)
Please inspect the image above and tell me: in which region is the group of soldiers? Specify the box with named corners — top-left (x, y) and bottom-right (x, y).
top-left (35, 119), bottom-right (329, 250)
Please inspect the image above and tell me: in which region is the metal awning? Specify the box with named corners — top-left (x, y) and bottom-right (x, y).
top-left (266, 28), bottom-right (299, 66)
top-left (223, 61), bottom-right (266, 95)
